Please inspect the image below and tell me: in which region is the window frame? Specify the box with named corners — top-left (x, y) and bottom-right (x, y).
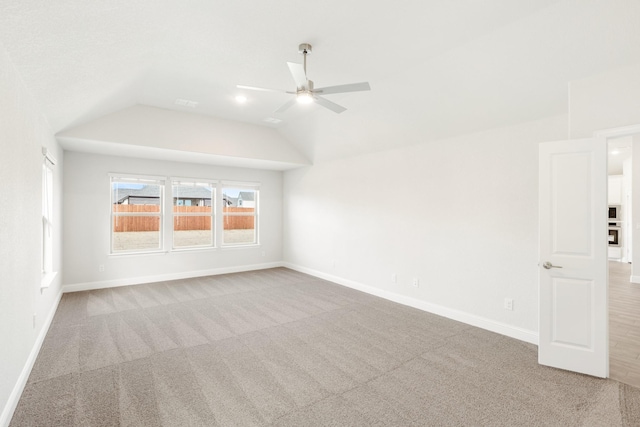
top-left (110, 174), bottom-right (166, 255)
top-left (171, 178), bottom-right (217, 250)
top-left (221, 182), bottom-right (260, 247)
top-left (41, 161), bottom-right (54, 282)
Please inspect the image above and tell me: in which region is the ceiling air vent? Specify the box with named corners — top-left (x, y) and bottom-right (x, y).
top-left (174, 98), bottom-right (199, 108)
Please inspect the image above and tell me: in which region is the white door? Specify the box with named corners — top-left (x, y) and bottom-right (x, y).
top-left (538, 137), bottom-right (608, 377)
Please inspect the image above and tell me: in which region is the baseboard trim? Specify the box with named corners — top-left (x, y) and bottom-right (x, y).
top-left (283, 263), bottom-right (538, 345)
top-left (0, 289), bottom-right (63, 427)
top-left (630, 275), bottom-right (640, 284)
top-left (62, 262), bottom-right (284, 293)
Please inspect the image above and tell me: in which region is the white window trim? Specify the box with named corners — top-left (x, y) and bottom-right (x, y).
top-left (107, 175), bottom-right (262, 255)
top-left (221, 183), bottom-right (260, 247)
top-left (171, 178), bottom-right (217, 250)
top-left (110, 175), bottom-right (165, 255)
top-left (41, 150), bottom-right (56, 289)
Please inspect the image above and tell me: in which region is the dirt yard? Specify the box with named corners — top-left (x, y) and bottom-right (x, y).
top-left (112, 229), bottom-right (255, 251)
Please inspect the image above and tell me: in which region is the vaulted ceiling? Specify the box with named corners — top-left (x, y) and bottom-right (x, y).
top-left (2, 0), bottom-right (639, 165)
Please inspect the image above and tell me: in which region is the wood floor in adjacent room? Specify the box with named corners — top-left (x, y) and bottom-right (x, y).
top-left (609, 261), bottom-right (640, 389)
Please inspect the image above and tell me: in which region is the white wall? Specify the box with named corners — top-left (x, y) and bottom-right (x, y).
top-left (283, 60), bottom-right (640, 341)
top-left (570, 63), bottom-right (640, 138)
top-left (0, 45), bottom-right (63, 424)
top-left (283, 115), bottom-right (567, 337)
top-left (63, 152), bottom-right (282, 288)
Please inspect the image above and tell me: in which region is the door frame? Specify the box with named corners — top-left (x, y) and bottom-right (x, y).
top-left (593, 123), bottom-right (640, 376)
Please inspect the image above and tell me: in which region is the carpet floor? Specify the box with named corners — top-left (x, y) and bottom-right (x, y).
top-left (10, 267), bottom-right (640, 426)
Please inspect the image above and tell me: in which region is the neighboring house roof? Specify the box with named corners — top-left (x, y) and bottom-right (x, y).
top-left (172, 186), bottom-right (213, 199)
top-left (113, 185), bottom-right (213, 203)
top-left (224, 196), bottom-right (238, 206)
top-left (238, 191), bottom-right (255, 201)
top-left (114, 186), bottom-right (251, 206)
top-left (113, 186), bottom-right (161, 203)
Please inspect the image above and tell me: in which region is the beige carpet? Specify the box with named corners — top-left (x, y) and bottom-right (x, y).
top-left (10, 267), bottom-right (640, 426)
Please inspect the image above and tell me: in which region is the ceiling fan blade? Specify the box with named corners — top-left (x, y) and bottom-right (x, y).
top-left (287, 62), bottom-right (307, 89)
top-left (313, 82), bottom-right (371, 95)
top-left (237, 85), bottom-right (285, 93)
top-left (274, 98), bottom-right (297, 114)
top-left (313, 96), bottom-right (347, 114)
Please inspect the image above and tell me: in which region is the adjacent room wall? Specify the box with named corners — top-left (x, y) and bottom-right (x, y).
top-left (63, 152), bottom-right (283, 288)
top-left (283, 115), bottom-right (568, 338)
top-left (0, 45), bottom-right (63, 424)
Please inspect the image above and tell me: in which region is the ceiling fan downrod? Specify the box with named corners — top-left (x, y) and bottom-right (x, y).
top-left (298, 43), bottom-right (312, 75)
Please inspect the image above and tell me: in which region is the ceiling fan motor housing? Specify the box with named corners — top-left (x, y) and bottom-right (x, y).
top-left (298, 43), bottom-right (312, 55)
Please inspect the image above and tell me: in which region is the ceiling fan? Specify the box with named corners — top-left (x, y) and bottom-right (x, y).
top-left (237, 43), bottom-right (371, 114)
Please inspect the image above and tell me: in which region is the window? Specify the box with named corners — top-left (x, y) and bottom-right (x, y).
top-left (42, 162), bottom-right (53, 278)
top-left (172, 179), bottom-right (215, 249)
top-left (111, 175), bottom-right (164, 253)
top-left (222, 184), bottom-right (259, 246)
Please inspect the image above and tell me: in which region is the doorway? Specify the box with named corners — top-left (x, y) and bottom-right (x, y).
top-left (538, 125), bottom-right (640, 378)
top-left (606, 132), bottom-right (640, 388)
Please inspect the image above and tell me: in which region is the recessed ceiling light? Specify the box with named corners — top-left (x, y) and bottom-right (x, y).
top-left (235, 95), bottom-right (247, 104)
top-left (263, 117), bottom-right (282, 124)
top-left (611, 150), bottom-right (620, 155)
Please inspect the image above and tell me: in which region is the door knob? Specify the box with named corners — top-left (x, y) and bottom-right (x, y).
top-left (542, 261), bottom-right (562, 269)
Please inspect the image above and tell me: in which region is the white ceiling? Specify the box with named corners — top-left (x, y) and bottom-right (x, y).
top-left (608, 135), bottom-right (633, 176)
top-left (1, 0), bottom-right (640, 164)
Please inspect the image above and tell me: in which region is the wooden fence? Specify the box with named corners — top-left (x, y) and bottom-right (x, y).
top-left (112, 205), bottom-right (254, 231)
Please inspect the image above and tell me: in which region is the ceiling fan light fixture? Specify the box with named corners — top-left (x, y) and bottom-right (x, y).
top-left (296, 92), bottom-right (313, 104)
top-left (237, 42), bottom-right (370, 114)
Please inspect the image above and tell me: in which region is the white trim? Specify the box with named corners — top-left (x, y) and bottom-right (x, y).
top-left (283, 263), bottom-right (538, 345)
top-left (62, 262), bottom-right (283, 293)
top-left (0, 289), bottom-right (63, 427)
top-left (108, 172), bottom-right (166, 182)
top-left (40, 271), bottom-right (58, 290)
top-left (630, 275), bottom-right (640, 284)
top-left (41, 146), bottom-right (57, 166)
top-left (220, 243), bottom-right (261, 250)
top-left (171, 177), bottom-right (218, 185)
top-left (594, 124), bottom-right (640, 139)
top-left (111, 175), bottom-right (165, 255)
top-left (221, 180), bottom-right (260, 188)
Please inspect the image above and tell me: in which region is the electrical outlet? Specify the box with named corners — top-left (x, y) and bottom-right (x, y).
top-left (391, 274), bottom-right (397, 283)
top-left (261, 251), bottom-right (265, 257)
top-left (331, 259), bottom-right (336, 269)
top-left (504, 298), bottom-right (514, 311)
top-left (99, 264), bottom-right (105, 272)
top-left (412, 278), bottom-right (419, 288)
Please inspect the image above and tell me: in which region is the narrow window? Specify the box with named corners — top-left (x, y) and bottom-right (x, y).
top-left (111, 175), bottom-right (164, 253)
top-left (222, 185), bottom-right (258, 246)
top-left (172, 179), bottom-right (215, 249)
top-left (42, 162), bottom-right (53, 277)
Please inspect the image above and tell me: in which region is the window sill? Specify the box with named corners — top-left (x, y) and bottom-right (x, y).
top-left (109, 250), bottom-right (169, 258)
top-left (221, 243), bottom-right (261, 250)
top-left (172, 246), bottom-right (217, 253)
top-left (108, 244), bottom-right (260, 256)
top-left (41, 271), bottom-right (58, 290)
